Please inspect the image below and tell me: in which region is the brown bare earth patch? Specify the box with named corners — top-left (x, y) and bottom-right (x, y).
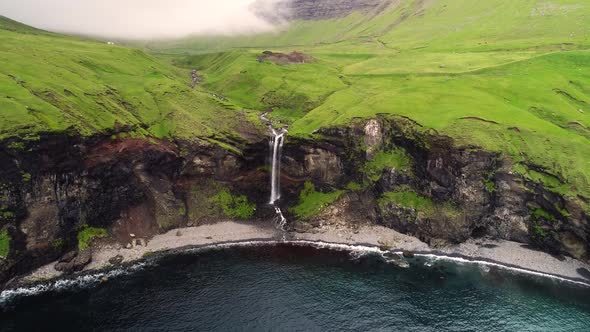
top-left (258, 51), bottom-right (314, 65)
top-left (85, 137), bottom-right (178, 167)
top-left (112, 203), bottom-right (159, 245)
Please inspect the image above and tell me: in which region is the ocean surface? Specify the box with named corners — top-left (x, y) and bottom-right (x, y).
top-left (1, 243), bottom-right (589, 331)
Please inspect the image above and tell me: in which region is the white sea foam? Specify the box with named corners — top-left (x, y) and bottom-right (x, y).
top-left (3, 240), bottom-right (588, 305)
top-left (283, 241), bottom-right (590, 287)
top-left (412, 253), bottom-right (590, 288)
top-left (0, 262), bottom-right (146, 306)
top-left (251, 240), bottom-right (590, 287)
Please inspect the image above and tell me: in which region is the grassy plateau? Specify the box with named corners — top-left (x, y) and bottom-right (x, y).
top-left (0, 16), bottom-right (252, 142)
top-left (1, 0), bottom-right (590, 211)
top-left (153, 0), bottom-right (590, 209)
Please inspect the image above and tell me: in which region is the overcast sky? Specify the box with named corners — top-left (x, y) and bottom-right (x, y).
top-left (0, 0), bottom-right (280, 39)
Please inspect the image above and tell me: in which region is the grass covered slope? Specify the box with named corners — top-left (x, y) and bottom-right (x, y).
top-left (153, 0), bottom-right (590, 53)
top-left (0, 15), bottom-right (47, 34)
top-left (0, 17), bottom-right (250, 142)
top-left (291, 52), bottom-right (590, 201)
top-left (173, 50), bottom-right (347, 123)
top-left (159, 0), bottom-right (590, 206)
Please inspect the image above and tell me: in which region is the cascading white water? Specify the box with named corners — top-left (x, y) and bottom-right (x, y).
top-left (274, 207), bottom-right (287, 231)
top-left (269, 127), bottom-right (287, 232)
top-left (269, 127), bottom-right (286, 205)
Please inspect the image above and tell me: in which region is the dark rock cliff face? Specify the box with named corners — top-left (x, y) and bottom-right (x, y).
top-left (0, 116), bottom-right (588, 286)
top-left (252, 0), bottom-right (390, 22)
top-left (0, 133), bottom-right (271, 285)
top-left (280, 117), bottom-right (589, 260)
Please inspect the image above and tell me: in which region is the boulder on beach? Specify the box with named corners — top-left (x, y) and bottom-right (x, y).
top-left (402, 250), bottom-right (415, 258)
top-left (109, 255), bottom-right (124, 266)
top-left (54, 250), bottom-right (92, 273)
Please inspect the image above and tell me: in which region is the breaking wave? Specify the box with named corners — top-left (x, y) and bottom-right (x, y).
top-left (3, 240), bottom-right (589, 307)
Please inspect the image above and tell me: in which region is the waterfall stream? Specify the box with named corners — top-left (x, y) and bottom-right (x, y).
top-left (269, 127), bottom-right (287, 231)
top-left (269, 127), bottom-right (286, 204)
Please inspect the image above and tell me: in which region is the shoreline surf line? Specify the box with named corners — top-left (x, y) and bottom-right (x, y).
top-left (3, 239), bottom-right (589, 307)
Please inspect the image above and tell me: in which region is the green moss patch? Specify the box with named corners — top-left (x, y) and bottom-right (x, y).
top-left (77, 226), bottom-right (107, 250)
top-left (379, 190), bottom-right (435, 215)
top-left (531, 208), bottom-right (556, 222)
top-left (363, 149), bottom-right (412, 182)
top-left (0, 209), bottom-right (16, 224)
top-left (345, 181), bottom-right (365, 191)
top-left (379, 186), bottom-right (460, 219)
top-left (210, 189), bottom-right (256, 220)
top-left (532, 222), bottom-right (550, 238)
top-left (513, 164), bottom-right (567, 195)
top-left (290, 181), bottom-right (344, 219)
top-left (0, 229), bottom-right (10, 258)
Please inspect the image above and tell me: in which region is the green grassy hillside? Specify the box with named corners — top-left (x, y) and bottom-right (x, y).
top-left (157, 0), bottom-right (590, 207)
top-left (0, 15), bottom-right (46, 34)
top-left (152, 0), bottom-right (590, 53)
top-left (2, 1), bottom-right (590, 208)
top-left (0, 16), bottom-right (251, 142)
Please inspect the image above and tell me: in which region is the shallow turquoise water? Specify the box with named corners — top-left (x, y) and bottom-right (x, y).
top-left (1, 244), bottom-right (589, 331)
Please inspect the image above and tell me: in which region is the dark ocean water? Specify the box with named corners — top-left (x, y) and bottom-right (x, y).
top-left (1, 243), bottom-right (589, 331)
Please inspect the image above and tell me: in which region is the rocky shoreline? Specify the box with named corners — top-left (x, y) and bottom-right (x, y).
top-left (10, 220), bottom-right (590, 292)
top-left (2, 116), bottom-right (589, 287)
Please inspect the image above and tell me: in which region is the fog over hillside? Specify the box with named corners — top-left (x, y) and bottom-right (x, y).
top-left (0, 0), bottom-right (284, 39)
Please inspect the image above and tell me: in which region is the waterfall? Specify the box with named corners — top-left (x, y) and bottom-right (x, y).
top-left (269, 127), bottom-right (286, 205)
top-left (269, 126), bottom-right (287, 232)
top-left (274, 207), bottom-right (287, 231)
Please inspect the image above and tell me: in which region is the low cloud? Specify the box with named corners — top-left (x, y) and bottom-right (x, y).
top-left (0, 0), bottom-right (284, 40)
